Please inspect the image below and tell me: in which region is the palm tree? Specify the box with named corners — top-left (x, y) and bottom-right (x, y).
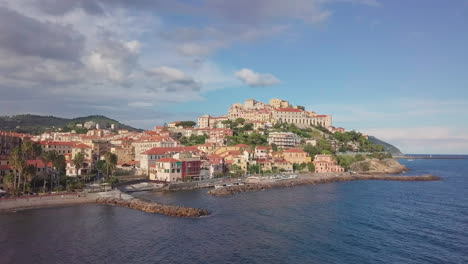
top-left (53, 154), bottom-right (66, 189)
top-left (40, 151), bottom-right (56, 192)
top-left (73, 152), bottom-right (85, 183)
top-left (9, 147), bottom-right (26, 194)
top-left (104, 152), bottom-right (118, 179)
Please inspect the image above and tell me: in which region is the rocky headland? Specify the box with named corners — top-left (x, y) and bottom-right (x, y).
top-left (350, 158), bottom-right (408, 174)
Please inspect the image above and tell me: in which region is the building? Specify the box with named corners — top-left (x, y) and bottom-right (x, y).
top-left (71, 143), bottom-right (93, 163)
top-left (226, 99), bottom-right (332, 128)
top-left (111, 145), bottom-right (134, 164)
top-left (40, 141), bottom-right (74, 155)
top-left (313, 154), bottom-right (345, 173)
top-left (272, 108), bottom-right (332, 128)
top-left (269, 98), bottom-right (291, 108)
top-left (149, 158), bottom-right (182, 182)
top-left (84, 121), bottom-right (96, 129)
top-left (0, 132), bottom-right (26, 156)
top-left (139, 146), bottom-right (201, 172)
top-left (132, 136), bottom-right (179, 161)
top-left (197, 115), bottom-right (228, 129)
top-left (173, 152), bottom-right (202, 180)
top-left (206, 128), bottom-right (233, 146)
top-left (268, 132), bottom-right (301, 149)
top-left (254, 146), bottom-right (271, 159)
top-left (282, 148), bottom-right (312, 164)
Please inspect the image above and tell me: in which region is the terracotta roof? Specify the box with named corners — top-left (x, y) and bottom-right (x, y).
top-left (142, 146), bottom-right (200, 155)
top-left (40, 141), bottom-right (75, 146)
top-left (316, 115), bottom-right (328, 117)
top-left (234, 144), bottom-right (250, 148)
top-left (156, 158), bottom-right (181, 163)
top-left (74, 143), bottom-right (92, 149)
top-left (277, 108), bottom-right (302, 112)
top-left (0, 165), bottom-right (12, 170)
top-left (26, 160), bottom-right (53, 168)
top-left (284, 148), bottom-right (306, 153)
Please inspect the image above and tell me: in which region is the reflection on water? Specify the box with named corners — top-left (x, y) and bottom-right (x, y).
top-left (1, 158), bottom-right (467, 264)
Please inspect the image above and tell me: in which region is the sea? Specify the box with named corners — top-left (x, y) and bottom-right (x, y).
top-left (1, 157), bottom-right (467, 264)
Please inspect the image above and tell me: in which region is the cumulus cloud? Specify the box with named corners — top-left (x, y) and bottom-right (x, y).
top-left (0, 0), bottom-right (380, 128)
top-left (235, 68), bottom-right (281, 87)
top-left (0, 6), bottom-right (85, 61)
top-left (146, 66), bottom-right (201, 92)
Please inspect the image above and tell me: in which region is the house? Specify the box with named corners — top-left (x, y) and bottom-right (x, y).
top-left (254, 146), bottom-right (271, 159)
top-left (313, 155), bottom-right (345, 173)
top-left (173, 152), bottom-right (202, 180)
top-left (268, 132), bottom-right (301, 149)
top-left (149, 158), bottom-right (182, 182)
top-left (40, 141), bottom-right (74, 155)
top-left (139, 146), bottom-right (201, 172)
top-left (282, 148), bottom-right (312, 164)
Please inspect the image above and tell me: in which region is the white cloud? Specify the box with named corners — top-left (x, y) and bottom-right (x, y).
top-left (235, 68), bottom-right (281, 87)
top-left (363, 127), bottom-right (468, 154)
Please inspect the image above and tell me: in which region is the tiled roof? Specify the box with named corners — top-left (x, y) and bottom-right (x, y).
top-left (142, 146), bottom-right (200, 155)
top-left (276, 108), bottom-right (302, 112)
top-left (234, 144), bottom-right (250, 148)
top-left (284, 148), bottom-right (305, 153)
top-left (156, 158), bottom-right (181, 163)
top-left (26, 160), bottom-right (53, 168)
top-left (74, 143), bottom-right (92, 149)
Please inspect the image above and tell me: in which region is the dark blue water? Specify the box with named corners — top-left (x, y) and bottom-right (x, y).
top-left (1, 158), bottom-right (467, 264)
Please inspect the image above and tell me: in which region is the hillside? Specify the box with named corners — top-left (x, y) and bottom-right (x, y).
top-left (0, 114), bottom-right (141, 134)
top-left (368, 136), bottom-right (403, 155)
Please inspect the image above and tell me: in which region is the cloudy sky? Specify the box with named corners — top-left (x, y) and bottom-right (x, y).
top-left (0, 0), bottom-right (467, 154)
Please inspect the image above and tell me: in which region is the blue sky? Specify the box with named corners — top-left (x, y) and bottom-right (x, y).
top-left (0, 0), bottom-right (467, 153)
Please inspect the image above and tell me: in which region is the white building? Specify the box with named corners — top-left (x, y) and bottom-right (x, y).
top-left (268, 132), bottom-right (301, 149)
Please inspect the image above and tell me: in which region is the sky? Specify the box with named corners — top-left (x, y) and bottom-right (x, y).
top-left (0, 0), bottom-right (467, 154)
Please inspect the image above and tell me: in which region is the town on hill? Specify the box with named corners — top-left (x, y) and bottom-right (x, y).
top-left (0, 98), bottom-right (399, 195)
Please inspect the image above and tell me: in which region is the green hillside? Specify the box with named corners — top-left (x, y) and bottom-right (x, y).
top-left (0, 114), bottom-right (141, 134)
top-left (368, 136), bottom-right (403, 155)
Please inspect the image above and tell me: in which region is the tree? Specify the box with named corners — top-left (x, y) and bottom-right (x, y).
top-left (297, 105), bottom-right (305, 110)
top-left (53, 154), bottom-right (66, 189)
top-left (73, 152), bottom-right (85, 182)
top-left (40, 151), bottom-right (57, 192)
top-left (178, 121), bottom-right (196, 128)
top-left (307, 162), bottom-right (315, 172)
top-left (104, 152), bottom-right (118, 178)
top-left (235, 118), bottom-right (245, 125)
top-left (9, 147), bottom-right (26, 194)
top-left (271, 143), bottom-right (278, 152)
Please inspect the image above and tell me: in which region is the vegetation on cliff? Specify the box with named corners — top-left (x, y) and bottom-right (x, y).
top-left (0, 114), bottom-right (141, 134)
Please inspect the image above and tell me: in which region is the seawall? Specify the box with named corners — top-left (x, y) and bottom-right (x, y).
top-left (208, 174), bottom-right (441, 196)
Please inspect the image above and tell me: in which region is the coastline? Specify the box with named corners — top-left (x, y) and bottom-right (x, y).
top-left (0, 191), bottom-right (209, 218)
top-left (1, 172), bottom-right (441, 215)
top-left (208, 173), bottom-right (441, 196)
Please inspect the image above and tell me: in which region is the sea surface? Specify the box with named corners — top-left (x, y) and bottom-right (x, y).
top-left (1, 157), bottom-right (467, 264)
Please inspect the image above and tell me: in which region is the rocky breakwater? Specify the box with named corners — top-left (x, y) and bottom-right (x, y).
top-left (96, 197), bottom-right (210, 218)
top-left (208, 174), bottom-right (441, 197)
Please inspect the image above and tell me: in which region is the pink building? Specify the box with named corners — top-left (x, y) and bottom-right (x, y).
top-left (313, 154), bottom-right (345, 173)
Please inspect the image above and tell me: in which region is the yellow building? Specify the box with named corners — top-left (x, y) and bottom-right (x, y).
top-left (282, 148), bottom-right (311, 164)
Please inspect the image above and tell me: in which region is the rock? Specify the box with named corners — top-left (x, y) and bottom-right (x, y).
top-left (207, 174), bottom-right (440, 197)
top-left (350, 158), bottom-right (408, 174)
top-left (95, 197), bottom-right (210, 218)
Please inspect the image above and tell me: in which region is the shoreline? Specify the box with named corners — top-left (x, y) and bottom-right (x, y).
top-left (1, 173), bottom-right (441, 215)
top-left (0, 191), bottom-right (210, 218)
top-left (207, 173), bottom-right (441, 196)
